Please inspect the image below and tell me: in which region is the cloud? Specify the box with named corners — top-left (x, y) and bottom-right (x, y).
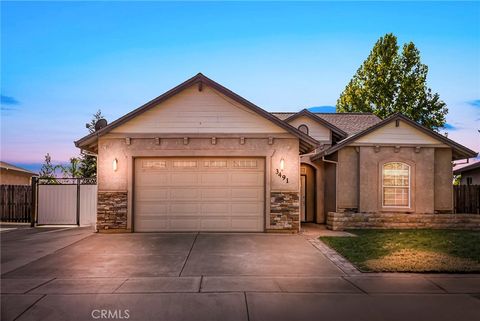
top-left (1, 95), bottom-right (20, 112)
top-left (1, 95), bottom-right (20, 105)
top-left (467, 99), bottom-right (480, 108)
top-left (308, 106), bottom-right (336, 113)
top-left (441, 123), bottom-right (459, 131)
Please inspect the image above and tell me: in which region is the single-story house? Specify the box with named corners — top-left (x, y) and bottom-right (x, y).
top-left (0, 161), bottom-right (37, 185)
top-left (75, 73), bottom-right (478, 232)
top-left (453, 161), bottom-right (480, 185)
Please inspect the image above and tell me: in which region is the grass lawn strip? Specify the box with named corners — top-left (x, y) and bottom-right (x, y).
top-left (320, 229), bottom-right (480, 272)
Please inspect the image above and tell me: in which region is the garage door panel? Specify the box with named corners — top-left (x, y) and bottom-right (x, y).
top-left (136, 188), bottom-right (169, 201)
top-left (231, 188), bottom-right (263, 200)
top-left (200, 173), bottom-right (228, 186)
top-left (230, 173), bottom-right (263, 186)
top-left (231, 218), bottom-right (263, 230)
top-left (171, 173), bottom-right (198, 185)
top-left (135, 218), bottom-right (168, 231)
top-left (201, 203), bottom-right (230, 214)
top-left (231, 202), bottom-right (263, 214)
top-left (170, 188), bottom-right (200, 201)
top-left (136, 172), bottom-right (169, 185)
top-left (136, 204), bottom-right (169, 215)
top-left (200, 189), bottom-right (230, 200)
top-left (135, 157), bottom-right (264, 232)
top-left (170, 203), bottom-right (199, 214)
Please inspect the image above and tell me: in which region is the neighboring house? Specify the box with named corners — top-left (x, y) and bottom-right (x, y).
top-left (75, 73), bottom-right (478, 232)
top-left (0, 161), bottom-right (37, 185)
top-left (453, 161), bottom-right (480, 185)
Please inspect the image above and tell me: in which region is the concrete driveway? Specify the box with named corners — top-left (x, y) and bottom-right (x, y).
top-left (1, 227), bottom-right (480, 321)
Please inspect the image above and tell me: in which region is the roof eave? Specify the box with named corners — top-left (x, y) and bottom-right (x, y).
top-left (310, 113), bottom-right (478, 162)
top-left (74, 73), bottom-right (319, 153)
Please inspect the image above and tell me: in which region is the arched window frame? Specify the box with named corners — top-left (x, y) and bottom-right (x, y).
top-left (298, 124), bottom-right (309, 135)
top-left (382, 162), bottom-right (411, 208)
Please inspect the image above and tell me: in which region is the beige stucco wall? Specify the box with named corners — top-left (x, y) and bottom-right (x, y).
top-left (97, 135), bottom-right (300, 230)
top-left (323, 160), bottom-right (337, 217)
top-left (353, 120), bottom-right (448, 146)
top-left (434, 148), bottom-right (453, 212)
top-left (357, 146), bottom-right (435, 214)
top-left (337, 147), bottom-right (359, 210)
top-left (287, 116), bottom-right (331, 143)
top-left (0, 169), bottom-right (33, 185)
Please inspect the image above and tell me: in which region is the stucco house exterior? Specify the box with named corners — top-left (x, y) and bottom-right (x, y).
top-left (75, 73), bottom-right (478, 233)
top-left (0, 161), bottom-right (37, 185)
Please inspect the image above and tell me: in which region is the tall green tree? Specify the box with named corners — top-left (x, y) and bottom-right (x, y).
top-left (337, 33), bottom-right (447, 130)
top-left (78, 109), bottom-right (104, 178)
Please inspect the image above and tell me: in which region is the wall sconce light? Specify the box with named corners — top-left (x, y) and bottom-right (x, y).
top-left (112, 158), bottom-right (118, 171)
top-left (280, 158), bottom-right (285, 171)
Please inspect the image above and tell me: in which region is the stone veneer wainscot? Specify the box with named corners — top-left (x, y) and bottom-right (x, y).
top-left (327, 212), bottom-right (480, 230)
top-left (97, 191), bottom-right (128, 231)
top-left (269, 192), bottom-right (300, 231)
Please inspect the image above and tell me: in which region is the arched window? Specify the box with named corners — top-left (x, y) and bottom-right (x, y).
top-left (298, 124), bottom-right (309, 135)
top-left (382, 162), bottom-right (410, 207)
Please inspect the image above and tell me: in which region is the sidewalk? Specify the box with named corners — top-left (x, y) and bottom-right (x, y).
top-left (2, 275), bottom-right (479, 321)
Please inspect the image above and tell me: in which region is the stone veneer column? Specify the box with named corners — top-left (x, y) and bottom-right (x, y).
top-left (97, 191), bottom-right (128, 231)
top-left (269, 192), bottom-right (300, 231)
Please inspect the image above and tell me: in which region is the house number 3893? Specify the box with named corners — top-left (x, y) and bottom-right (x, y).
top-left (275, 169), bottom-right (289, 183)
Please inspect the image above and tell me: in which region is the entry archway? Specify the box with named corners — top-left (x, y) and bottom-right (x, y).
top-left (300, 163), bottom-right (316, 223)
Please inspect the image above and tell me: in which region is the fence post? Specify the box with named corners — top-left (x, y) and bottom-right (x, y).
top-left (76, 179), bottom-right (81, 226)
top-left (30, 177), bottom-right (37, 227)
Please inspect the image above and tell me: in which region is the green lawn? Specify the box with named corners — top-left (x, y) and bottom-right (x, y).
top-left (320, 229), bottom-right (480, 272)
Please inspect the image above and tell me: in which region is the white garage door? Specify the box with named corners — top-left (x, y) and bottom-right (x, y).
top-left (134, 157), bottom-right (265, 232)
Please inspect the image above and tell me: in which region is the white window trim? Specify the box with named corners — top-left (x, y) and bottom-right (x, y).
top-left (382, 162), bottom-right (411, 208)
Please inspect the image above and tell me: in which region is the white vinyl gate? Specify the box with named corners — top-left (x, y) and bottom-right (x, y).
top-left (37, 179), bottom-right (97, 226)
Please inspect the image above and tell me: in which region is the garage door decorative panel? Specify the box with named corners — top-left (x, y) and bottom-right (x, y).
top-left (134, 157), bottom-right (264, 232)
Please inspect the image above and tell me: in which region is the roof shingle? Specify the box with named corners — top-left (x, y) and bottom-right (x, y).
top-left (271, 112), bottom-right (382, 136)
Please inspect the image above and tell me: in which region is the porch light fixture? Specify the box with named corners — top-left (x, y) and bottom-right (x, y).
top-left (280, 158), bottom-right (285, 171)
top-left (112, 158), bottom-right (118, 171)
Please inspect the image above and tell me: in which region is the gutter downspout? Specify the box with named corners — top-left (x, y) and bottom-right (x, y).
top-left (322, 156), bottom-right (338, 213)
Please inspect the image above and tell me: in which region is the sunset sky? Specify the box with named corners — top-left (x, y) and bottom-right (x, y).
top-left (1, 1), bottom-right (479, 172)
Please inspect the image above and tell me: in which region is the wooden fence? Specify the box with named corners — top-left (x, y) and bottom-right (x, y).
top-left (0, 185), bottom-right (32, 222)
top-left (454, 185), bottom-right (480, 214)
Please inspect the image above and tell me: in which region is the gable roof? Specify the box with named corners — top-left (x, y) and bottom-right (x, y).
top-left (311, 113), bottom-right (478, 161)
top-left (271, 112), bottom-right (382, 136)
top-left (0, 161), bottom-right (37, 175)
top-left (283, 109), bottom-right (348, 141)
top-left (453, 161), bottom-right (480, 175)
top-left (313, 113), bottom-right (382, 136)
top-left (75, 73), bottom-right (319, 154)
